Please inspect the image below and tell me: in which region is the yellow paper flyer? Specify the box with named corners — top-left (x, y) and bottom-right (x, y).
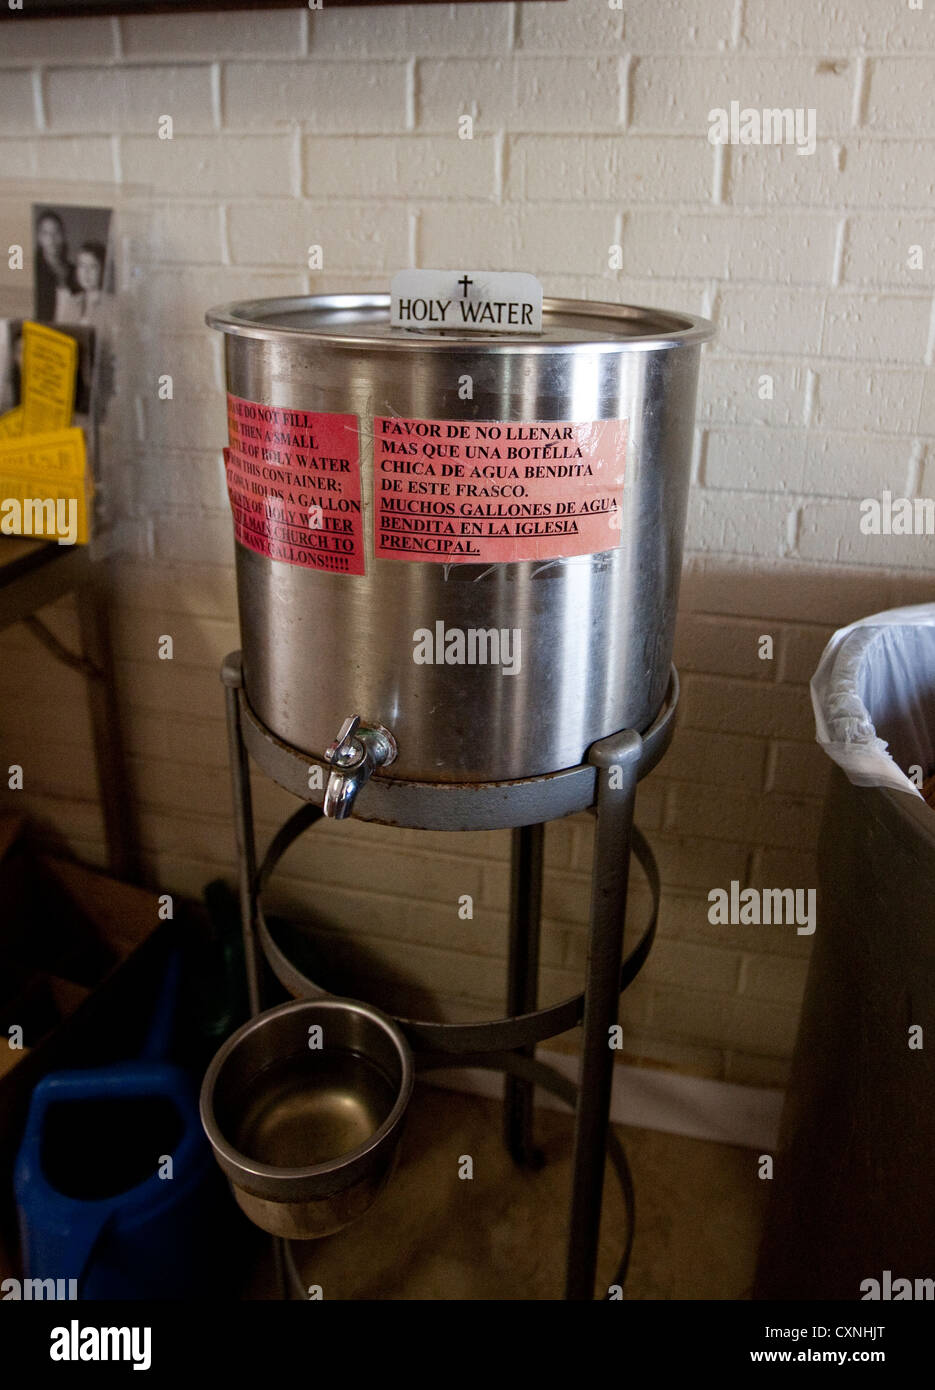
top-left (21, 321), bottom-right (78, 435)
top-left (0, 427), bottom-right (90, 544)
top-left (0, 427), bottom-right (87, 479)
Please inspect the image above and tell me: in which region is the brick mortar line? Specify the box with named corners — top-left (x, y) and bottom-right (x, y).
top-left (6, 787), bottom-right (801, 863)
top-left (11, 47), bottom-right (935, 64)
top-left (703, 422), bottom-right (935, 433)
top-left (10, 119), bottom-right (933, 142)
top-left (270, 872), bottom-right (518, 908)
top-left (136, 274), bottom-right (935, 298)
top-left (698, 473), bottom-right (933, 492)
top-left (204, 125), bottom-right (934, 139)
top-left (684, 552), bottom-right (935, 574)
top-left (253, 202), bottom-right (935, 214)
top-left (165, 201), bottom-right (935, 217)
top-left (260, 918), bottom-right (523, 966)
top-left (16, 131), bottom-right (928, 145)
top-left (405, 55), bottom-right (416, 131)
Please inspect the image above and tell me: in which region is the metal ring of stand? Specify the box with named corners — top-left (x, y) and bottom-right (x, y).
top-left (221, 653), bottom-right (677, 1300)
top-left (254, 805), bottom-right (660, 1055)
top-left (235, 660), bottom-right (679, 832)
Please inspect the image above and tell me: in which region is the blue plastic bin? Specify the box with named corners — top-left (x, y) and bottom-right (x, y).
top-left (14, 952), bottom-right (233, 1299)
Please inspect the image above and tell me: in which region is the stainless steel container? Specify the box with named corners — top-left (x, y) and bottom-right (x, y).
top-left (199, 998), bottom-right (414, 1239)
top-left (208, 294), bottom-right (713, 783)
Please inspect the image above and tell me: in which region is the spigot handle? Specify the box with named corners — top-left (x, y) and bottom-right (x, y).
top-left (326, 715), bottom-right (363, 767)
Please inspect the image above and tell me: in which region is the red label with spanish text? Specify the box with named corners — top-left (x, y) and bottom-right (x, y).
top-left (373, 415), bottom-right (627, 564)
top-left (225, 395), bottom-right (363, 575)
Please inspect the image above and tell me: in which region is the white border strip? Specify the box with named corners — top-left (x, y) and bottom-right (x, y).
top-left (424, 1050), bottom-right (784, 1152)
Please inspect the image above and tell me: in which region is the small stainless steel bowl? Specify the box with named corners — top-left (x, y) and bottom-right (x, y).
top-left (200, 998), bottom-right (414, 1239)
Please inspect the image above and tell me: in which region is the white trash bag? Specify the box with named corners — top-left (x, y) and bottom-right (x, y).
top-left (810, 603), bottom-right (935, 800)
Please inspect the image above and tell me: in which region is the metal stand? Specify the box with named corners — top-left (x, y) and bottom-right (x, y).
top-left (504, 823), bottom-right (545, 1170)
top-left (220, 651), bottom-right (677, 1302)
top-left (566, 729), bottom-right (641, 1299)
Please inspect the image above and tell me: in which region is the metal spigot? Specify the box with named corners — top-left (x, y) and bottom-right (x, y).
top-left (322, 715), bottom-right (397, 819)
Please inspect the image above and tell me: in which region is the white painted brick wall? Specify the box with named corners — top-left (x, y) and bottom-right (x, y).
top-left (0, 135), bottom-right (117, 182)
top-left (700, 357), bottom-right (809, 427)
top-left (120, 135), bottom-right (297, 197)
top-left (417, 57), bottom-right (620, 132)
top-left (0, 17), bottom-right (116, 65)
top-left (842, 213), bottom-right (935, 286)
top-left (1, 0), bottom-right (933, 1091)
top-left (0, 69), bottom-right (38, 132)
top-left (821, 292), bottom-right (932, 362)
top-left (726, 213), bottom-right (841, 284)
top-left (122, 10), bottom-right (305, 58)
top-left (44, 65), bottom-right (216, 134)
top-left (686, 489), bottom-right (795, 556)
top-left (713, 285), bottom-right (824, 354)
top-left (136, 268), bottom-right (303, 331)
top-left (865, 59), bottom-right (935, 134)
top-left (703, 427), bottom-right (914, 496)
top-left (769, 740), bottom-right (832, 797)
top-left (621, 2), bottom-right (736, 53)
top-left (674, 613), bottom-right (776, 681)
top-left (123, 202), bottom-right (225, 264)
top-left (728, 140), bottom-right (935, 210)
top-left (651, 729), bottom-right (768, 789)
top-left (419, 203), bottom-right (614, 269)
top-left (741, 0), bottom-right (935, 53)
top-left (514, 1), bottom-right (621, 52)
top-left (921, 379), bottom-right (935, 435)
top-left (222, 60), bottom-right (411, 133)
top-left (304, 135), bottom-right (498, 200)
top-left (630, 57), bottom-right (854, 135)
top-left (811, 365), bottom-right (925, 432)
top-left (311, 3), bottom-right (512, 58)
top-left (226, 200), bottom-right (410, 269)
top-left (798, 499), bottom-right (935, 568)
top-left (507, 134), bottom-right (712, 202)
top-left (138, 396), bottom-right (226, 452)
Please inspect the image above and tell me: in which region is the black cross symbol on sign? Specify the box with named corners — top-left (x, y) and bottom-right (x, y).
top-left (457, 275), bottom-right (473, 296)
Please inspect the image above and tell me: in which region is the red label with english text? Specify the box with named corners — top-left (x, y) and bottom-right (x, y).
top-left (225, 395), bottom-right (363, 575)
top-left (373, 415), bottom-right (627, 564)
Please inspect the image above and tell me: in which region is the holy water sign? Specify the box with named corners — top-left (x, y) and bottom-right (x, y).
top-left (390, 270), bottom-right (544, 333)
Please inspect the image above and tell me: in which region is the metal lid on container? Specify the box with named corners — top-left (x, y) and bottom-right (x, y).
top-left (206, 294), bottom-right (714, 354)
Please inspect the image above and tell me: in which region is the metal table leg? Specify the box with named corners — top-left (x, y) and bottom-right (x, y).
top-left (221, 654), bottom-right (262, 1020)
top-left (564, 728), bottom-right (642, 1300)
top-left (74, 577), bottom-right (141, 883)
top-left (222, 655), bottom-right (290, 1301)
top-left (503, 822), bottom-right (545, 1168)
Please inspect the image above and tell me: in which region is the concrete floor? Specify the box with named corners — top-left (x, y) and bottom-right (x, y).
top-left (249, 1080), bottom-right (769, 1300)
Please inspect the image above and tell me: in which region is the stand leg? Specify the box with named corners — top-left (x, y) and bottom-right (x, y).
top-left (272, 1236), bottom-right (288, 1300)
top-left (222, 655), bottom-right (287, 1299)
top-left (564, 729), bottom-right (642, 1301)
top-left (503, 823), bottom-right (545, 1167)
top-left (221, 654), bottom-right (262, 1020)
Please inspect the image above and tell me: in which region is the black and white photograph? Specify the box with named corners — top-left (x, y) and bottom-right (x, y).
top-left (0, 320), bottom-right (23, 419)
top-left (0, 0), bottom-right (933, 1367)
top-left (31, 203), bottom-right (113, 330)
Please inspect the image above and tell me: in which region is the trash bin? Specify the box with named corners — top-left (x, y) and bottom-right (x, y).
top-left (755, 605), bottom-right (935, 1300)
